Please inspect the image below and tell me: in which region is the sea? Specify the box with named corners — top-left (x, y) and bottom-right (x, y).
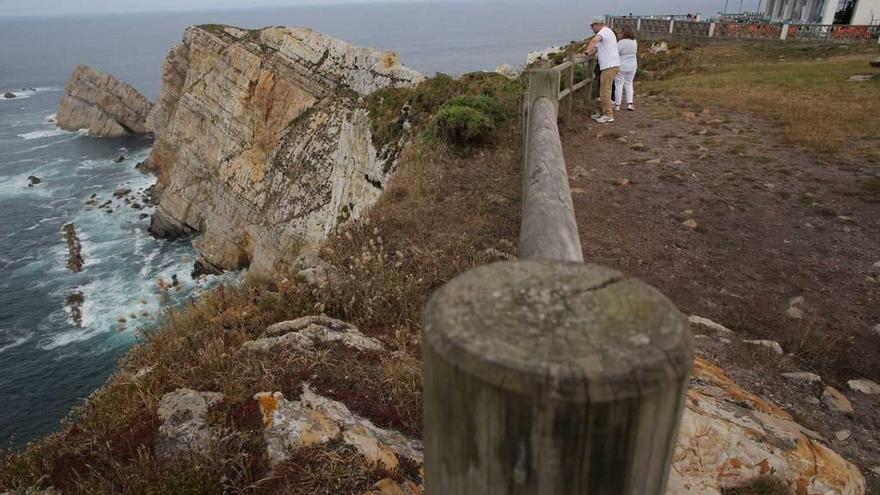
top-left (0, 0), bottom-right (705, 449)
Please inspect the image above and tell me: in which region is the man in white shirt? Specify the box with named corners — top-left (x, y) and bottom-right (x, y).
top-left (584, 16), bottom-right (621, 124)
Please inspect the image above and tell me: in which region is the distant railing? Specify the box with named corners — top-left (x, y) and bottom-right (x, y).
top-left (608, 15), bottom-right (880, 43)
top-left (421, 57), bottom-right (694, 494)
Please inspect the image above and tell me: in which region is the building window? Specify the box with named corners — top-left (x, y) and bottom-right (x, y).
top-left (834, 0), bottom-right (855, 23)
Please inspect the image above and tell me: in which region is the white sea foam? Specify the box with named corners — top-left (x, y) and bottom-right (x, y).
top-left (0, 336), bottom-right (28, 354)
top-left (0, 87), bottom-right (61, 102)
top-left (18, 128), bottom-right (73, 140)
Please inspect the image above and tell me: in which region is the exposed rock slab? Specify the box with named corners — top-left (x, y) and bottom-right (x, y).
top-left (242, 315), bottom-right (383, 354)
top-left (57, 65), bottom-right (152, 137)
top-left (669, 358), bottom-right (865, 494)
top-left (155, 388), bottom-right (223, 457)
top-left (146, 25), bottom-right (424, 276)
top-left (254, 384), bottom-right (422, 469)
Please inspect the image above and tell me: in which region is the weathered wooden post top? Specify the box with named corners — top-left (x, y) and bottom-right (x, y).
top-left (422, 58), bottom-right (694, 494)
top-left (423, 261), bottom-right (692, 494)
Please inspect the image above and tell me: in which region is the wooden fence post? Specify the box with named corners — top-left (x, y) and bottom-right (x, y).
top-left (669, 19), bottom-right (675, 34)
top-left (709, 22), bottom-right (716, 37)
top-left (781, 23), bottom-right (790, 40)
top-left (422, 261), bottom-right (694, 494)
top-left (637, 17), bottom-right (642, 31)
top-left (565, 56), bottom-right (575, 125)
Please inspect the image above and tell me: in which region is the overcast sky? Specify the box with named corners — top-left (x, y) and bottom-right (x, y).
top-left (0, 0), bottom-right (734, 18)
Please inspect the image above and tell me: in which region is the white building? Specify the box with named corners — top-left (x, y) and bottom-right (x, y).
top-left (763, 0), bottom-right (880, 24)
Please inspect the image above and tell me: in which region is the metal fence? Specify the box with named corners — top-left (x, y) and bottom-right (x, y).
top-left (608, 15), bottom-right (880, 43)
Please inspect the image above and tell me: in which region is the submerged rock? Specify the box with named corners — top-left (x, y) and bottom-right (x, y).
top-left (113, 155), bottom-right (126, 163)
top-left (57, 65), bottom-right (153, 137)
top-left (145, 25), bottom-right (424, 277)
top-left (27, 175), bottom-right (41, 187)
top-left (64, 291), bottom-right (85, 327)
top-left (62, 223), bottom-right (84, 273)
top-left (3, 92), bottom-right (16, 99)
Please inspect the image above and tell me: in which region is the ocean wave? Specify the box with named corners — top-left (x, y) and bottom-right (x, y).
top-left (0, 336), bottom-right (29, 354)
top-left (0, 87), bottom-right (62, 102)
top-left (17, 129), bottom-right (74, 141)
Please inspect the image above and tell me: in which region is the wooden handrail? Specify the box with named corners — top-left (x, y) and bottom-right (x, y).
top-left (421, 56), bottom-right (694, 495)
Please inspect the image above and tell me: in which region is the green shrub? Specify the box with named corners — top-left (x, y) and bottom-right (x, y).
top-left (445, 95), bottom-right (506, 123)
top-left (435, 105), bottom-right (494, 146)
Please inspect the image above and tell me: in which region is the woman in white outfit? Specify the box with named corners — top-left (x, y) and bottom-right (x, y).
top-left (614, 27), bottom-right (638, 112)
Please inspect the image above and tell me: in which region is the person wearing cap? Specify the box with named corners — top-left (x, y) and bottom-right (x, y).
top-left (584, 16), bottom-right (621, 124)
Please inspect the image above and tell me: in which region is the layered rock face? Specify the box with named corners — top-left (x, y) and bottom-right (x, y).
top-left (146, 25), bottom-right (424, 275)
top-left (670, 358), bottom-right (865, 494)
top-left (57, 65), bottom-right (153, 137)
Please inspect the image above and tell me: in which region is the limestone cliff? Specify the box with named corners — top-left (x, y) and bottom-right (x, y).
top-left (145, 25), bottom-right (424, 275)
top-left (57, 65), bottom-right (153, 137)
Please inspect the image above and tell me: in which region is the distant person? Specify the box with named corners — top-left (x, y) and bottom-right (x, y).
top-left (584, 16), bottom-right (620, 124)
top-left (614, 27), bottom-right (638, 112)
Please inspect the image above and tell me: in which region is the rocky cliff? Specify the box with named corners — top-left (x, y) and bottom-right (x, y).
top-left (57, 65), bottom-right (153, 137)
top-left (145, 25), bottom-right (424, 276)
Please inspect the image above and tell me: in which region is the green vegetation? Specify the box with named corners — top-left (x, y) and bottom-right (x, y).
top-left (436, 101), bottom-right (494, 146)
top-left (365, 71), bottom-right (523, 150)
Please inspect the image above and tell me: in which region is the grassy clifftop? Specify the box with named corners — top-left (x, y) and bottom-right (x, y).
top-left (0, 71), bottom-right (523, 494)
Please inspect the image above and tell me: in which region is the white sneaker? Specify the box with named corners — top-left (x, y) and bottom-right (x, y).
top-left (595, 115), bottom-right (615, 124)
top-left (591, 113), bottom-right (603, 121)
top-left (627, 104), bottom-right (635, 111)
top-left (614, 105), bottom-right (620, 112)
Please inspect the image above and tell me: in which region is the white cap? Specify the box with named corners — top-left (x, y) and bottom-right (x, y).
top-left (590, 16), bottom-right (605, 25)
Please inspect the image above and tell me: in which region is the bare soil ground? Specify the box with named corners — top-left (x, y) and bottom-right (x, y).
top-left (563, 95), bottom-right (880, 490)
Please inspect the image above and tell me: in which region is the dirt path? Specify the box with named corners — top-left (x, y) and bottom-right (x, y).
top-left (562, 95), bottom-right (880, 488)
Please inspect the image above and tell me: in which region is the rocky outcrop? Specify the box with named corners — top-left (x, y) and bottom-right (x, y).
top-left (155, 388), bottom-right (224, 458)
top-left (242, 315), bottom-right (383, 354)
top-left (254, 384), bottom-right (422, 469)
top-left (57, 65), bottom-right (153, 137)
top-left (669, 358), bottom-right (865, 494)
top-left (62, 223), bottom-right (83, 272)
top-left (146, 25), bottom-right (424, 276)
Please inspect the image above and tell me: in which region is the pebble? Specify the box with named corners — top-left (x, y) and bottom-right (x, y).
top-left (785, 307), bottom-right (805, 320)
top-left (630, 142), bottom-right (648, 151)
top-left (617, 136), bottom-right (628, 144)
top-left (697, 128), bottom-right (708, 136)
top-left (687, 315), bottom-right (734, 334)
top-left (804, 396), bottom-right (821, 405)
top-left (673, 160), bottom-right (684, 165)
top-left (848, 379), bottom-right (880, 395)
top-left (782, 372), bottom-right (822, 383)
top-left (744, 339), bottom-right (784, 355)
top-left (821, 386), bottom-right (855, 415)
top-left (682, 218), bottom-right (698, 229)
top-left (835, 430), bottom-right (851, 441)
top-left (646, 158), bottom-right (661, 165)
top-left (681, 111), bottom-right (696, 119)
top-left (615, 178), bottom-right (631, 187)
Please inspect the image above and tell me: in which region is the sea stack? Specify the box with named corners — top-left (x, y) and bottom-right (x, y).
top-left (57, 65), bottom-right (153, 137)
top-left (146, 25), bottom-right (425, 276)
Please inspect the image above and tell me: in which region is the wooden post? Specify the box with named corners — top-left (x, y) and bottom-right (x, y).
top-left (565, 56), bottom-right (575, 126)
top-left (709, 22), bottom-right (716, 37)
top-left (637, 17), bottom-right (642, 31)
top-left (423, 260), bottom-right (694, 495)
top-left (781, 23), bottom-right (789, 40)
top-left (669, 19), bottom-right (675, 34)
top-left (527, 67), bottom-right (560, 113)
